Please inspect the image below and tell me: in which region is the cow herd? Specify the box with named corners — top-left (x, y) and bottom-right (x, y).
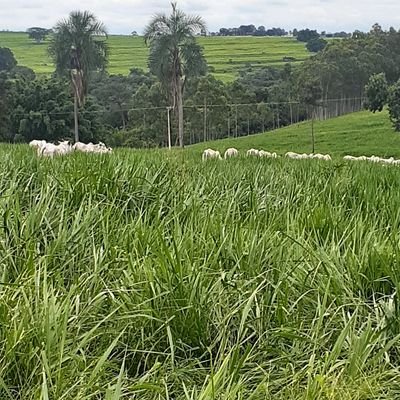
top-left (202, 148), bottom-right (331, 161)
top-left (29, 140), bottom-right (112, 157)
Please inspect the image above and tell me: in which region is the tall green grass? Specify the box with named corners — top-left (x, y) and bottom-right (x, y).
top-left (0, 144), bottom-right (400, 398)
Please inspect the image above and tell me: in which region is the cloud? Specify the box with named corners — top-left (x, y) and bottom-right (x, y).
top-left (0, 0), bottom-right (400, 34)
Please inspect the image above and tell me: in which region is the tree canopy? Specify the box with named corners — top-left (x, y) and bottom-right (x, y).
top-left (27, 27), bottom-right (52, 43)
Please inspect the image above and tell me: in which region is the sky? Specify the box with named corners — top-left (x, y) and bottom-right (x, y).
top-left (0, 0), bottom-right (400, 35)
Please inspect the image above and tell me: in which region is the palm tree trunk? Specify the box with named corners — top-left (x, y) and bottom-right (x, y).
top-left (74, 91), bottom-right (79, 143)
top-left (177, 78), bottom-right (184, 148)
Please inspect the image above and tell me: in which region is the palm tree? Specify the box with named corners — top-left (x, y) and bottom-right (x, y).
top-left (144, 3), bottom-right (207, 148)
top-left (49, 11), bottom-right (108, 143)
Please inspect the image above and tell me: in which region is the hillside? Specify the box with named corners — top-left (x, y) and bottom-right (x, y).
top-left (0, 32), bottom-right (310, 81)
top-left (190, 110), bottom-right (400, 157)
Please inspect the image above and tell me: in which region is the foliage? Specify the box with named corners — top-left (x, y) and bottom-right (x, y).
top-left (306, 38), bottom-right (328, 52)
top-left (218, 25), bottom-right (287, 36)
top-left (3, 75), bottom-right (105, 143)
top-left (12, 65), bottom-right (36, 81)
top-left (298, 76), bottom-right (322, 106)
top-left (365, 73), bottom-right (389, 112)
top-left (0, 72), bottom-right (12, 140)
top-left (49, 10), bottom-right (108, 102)
top-left (0, 47), bottom-right (17, 71)
top-left (90, 73), bottom-right (135, 129)
top-left (388, 79), bottom-right (400, 131)
top-left (296, 28), bottom-right (320, 42)
top-left (27, 27), bottom-right (52, 43)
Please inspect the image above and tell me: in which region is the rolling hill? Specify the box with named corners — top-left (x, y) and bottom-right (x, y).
top-left (0, 32), bottom-right (310, 81)
top-left (190, 110), bottom-right (400, 158)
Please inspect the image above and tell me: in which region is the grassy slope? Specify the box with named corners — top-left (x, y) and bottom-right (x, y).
top-left (0, 32), bottom-right (309, 81)
top-left (191, 110), bottom-right (400, 158)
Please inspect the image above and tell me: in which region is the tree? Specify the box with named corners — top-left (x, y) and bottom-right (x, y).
top-left (90, 74), bottom-right (135, 129)
top-left (27, 27), bottom-right (51, 44)
top-left (144, 2), bottom-right (207, 148)
top-left (306, 38), bottom-right (327, 53)
top-left (388, 80), bottom-right (400, 131)
top-left (0, 72), bottom-right (12, 140)
top-left (298, 77), bottom-right (322, 153)
top-left (238, 25), bottom-right (257, 36)
top-left (365, 73), bottom-right (388, 112)
top-left (49, 11), bottom-right (108, 143)
top-left (297, 29), bottom-right (319, 42)
top-left (0, 48), bottom-right (17, 72)
top-left (9, 75), bottom-right (105, 143)
top-left (257, 102), bottom-right (273, 132)
top-left (256, 26), bottom-right (266, 36)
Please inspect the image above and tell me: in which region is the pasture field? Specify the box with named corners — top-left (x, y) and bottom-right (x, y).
top-left (1, 142), bottom-right (400, 398)
top-left (0, 32), bottom-right (309, 81)
top-left (192, 110), bottom-right (400, 158)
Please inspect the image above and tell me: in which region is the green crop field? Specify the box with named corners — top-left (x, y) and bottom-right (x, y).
top-left (192, 110), bottom-right (400, 158)
top-left (0, 32), bottom-right (310, 81)
top-left (1, 110), bottom-right (400, 397)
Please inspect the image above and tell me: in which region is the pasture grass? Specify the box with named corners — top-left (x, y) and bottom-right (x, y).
top-left (0, 143), bottom-right (400, 398)
top-left (191, 110), bottom-right (400, 158)
top-left (0, 33), bottom-right (309, 81)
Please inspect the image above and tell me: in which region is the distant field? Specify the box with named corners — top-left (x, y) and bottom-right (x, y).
top-left (191, 110), bottom-right (400, 158)
top-left (0, 32), bottom-right (310, 81)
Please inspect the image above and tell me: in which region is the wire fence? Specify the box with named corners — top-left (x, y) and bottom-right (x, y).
top-left (10, 96), bottom-right (366, 146)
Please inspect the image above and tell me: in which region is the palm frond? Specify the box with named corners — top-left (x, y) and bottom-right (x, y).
top-left (49, 10), bottom-right (109, 99)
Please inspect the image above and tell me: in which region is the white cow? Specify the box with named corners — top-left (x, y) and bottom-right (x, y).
top-left (343, 155), bottom-right (357, 161)
top-left (202, 148), bottom-right (222, 161)
top-left (380, 157), bottom-right (395, 165)
top-left (73, 142), bottom-right (112, 154)
top-left (285, 152), bottom-right (307, 159)
top-left (259, 150), bottom-right (278, 158)
top-left (29, 140), bottom-right (47, 151)
top-left (39, 141), bottom-right (72, 157)
top-left (224, 148), bottom-right (239, 159)
top-left (258, 150), bottom-right (271, 158)
top-left (247, 149), bottom-right (260, 157)
top-left (312, 153), bottom-right (332, 161)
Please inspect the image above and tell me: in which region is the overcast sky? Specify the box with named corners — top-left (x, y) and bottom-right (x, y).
top-left (1, 0), bottom-right (400, 34)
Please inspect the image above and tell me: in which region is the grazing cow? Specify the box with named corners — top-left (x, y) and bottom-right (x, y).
top-left (202, 148), bottom-right (222, 161)
top-left (40, 141), bottom-right (72, 157)
top-left (73, 142), bottom-right (112, 153)
top-left (224, 148), bottom-right (239, 159)
top-left (308, 153), bottom-right (331, 161)
top-left (259, 150), bottom-right (271, 158)
top-left (29, 140), bottom-right (47, 151)
top-left (285, 152), bottom-right (305, 159)
top-left (247, 148), bottom-right (260, 157)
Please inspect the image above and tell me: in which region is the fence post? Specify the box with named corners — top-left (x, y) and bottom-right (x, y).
top-left (167, 107), bottom-right (172, 150)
